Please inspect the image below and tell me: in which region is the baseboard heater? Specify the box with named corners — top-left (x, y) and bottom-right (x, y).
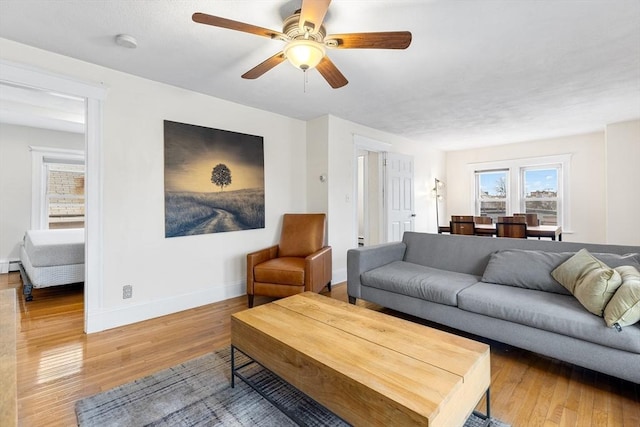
top-left (9, 260), bottom-right (21, 272)
top-left (0, 260), bottom-right (21, 274)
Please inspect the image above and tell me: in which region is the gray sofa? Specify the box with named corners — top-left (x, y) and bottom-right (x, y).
top-left (347, 232), bottom-right (640, 383)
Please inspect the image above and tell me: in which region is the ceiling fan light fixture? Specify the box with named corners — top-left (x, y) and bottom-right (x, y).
top-left (284, 39), bottom-right (326, 71)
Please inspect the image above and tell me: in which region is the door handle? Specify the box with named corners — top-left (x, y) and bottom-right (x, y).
top-left (411, 214), bottom-right (416, 217)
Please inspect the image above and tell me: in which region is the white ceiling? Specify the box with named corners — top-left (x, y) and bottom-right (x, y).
top-left (0, 0), bottom-right (638, 150)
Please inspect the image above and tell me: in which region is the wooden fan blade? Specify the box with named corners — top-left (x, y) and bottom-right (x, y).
top-left (316, 57), bottom-right (348, 89)
top-left (192, 12), bottom-right (286, 40)
top-left (241, 52), bottom-right (287, 79)
top-left (326, 31), bottom-right (412, 49)
top-left (299, 0), bottom-right (331, 34)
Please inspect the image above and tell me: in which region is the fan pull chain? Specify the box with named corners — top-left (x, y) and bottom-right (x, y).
top-left (303, 69), bottom-right (308, 93)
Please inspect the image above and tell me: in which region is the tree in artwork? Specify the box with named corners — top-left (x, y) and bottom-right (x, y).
top-left (211, 163), bottom-right (232, 191)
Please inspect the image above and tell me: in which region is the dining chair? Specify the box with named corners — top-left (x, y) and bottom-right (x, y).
top-left (496, 220), bottom-right (528, 238)
top-left (497, 216), bottom-right (527, 223)
top-left (450, 219), bottom-right (476, 235)
top-left (474, 216), bottom-right (493, 224)
top-left (246, 213), bottom-right (332, 308)
top-left (514, 213), bottom-right (539, 227)
top-left (451, 215), bottom-right (474, 222)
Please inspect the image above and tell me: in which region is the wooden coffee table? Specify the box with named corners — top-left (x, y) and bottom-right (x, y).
top-left (231, 292), bottom-right (491, 426)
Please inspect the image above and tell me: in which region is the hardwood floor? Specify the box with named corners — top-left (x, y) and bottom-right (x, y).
top-left (1, 272), bottom-right (638, 427)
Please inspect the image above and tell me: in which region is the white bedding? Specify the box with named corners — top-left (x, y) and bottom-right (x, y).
top-left (23, 228), bottom-right (84, 266)
top-left (20, 246), bottom-right (84, 288)
top-left (20, 228), bottom-right (85, 290)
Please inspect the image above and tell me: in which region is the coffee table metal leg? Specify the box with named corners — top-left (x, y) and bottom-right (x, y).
top-left (228, 346), bottom-right (308, 425)
top-left (231, 345), bottom-right (236, 388)
top-left (229, 346), bottom-right (350, 426)
top-left (486, 387), bottom-right (491, 419)
top-left (472, 388), bottom-right (491, 426)
top-left (231, 345), bottom-right (257, 387)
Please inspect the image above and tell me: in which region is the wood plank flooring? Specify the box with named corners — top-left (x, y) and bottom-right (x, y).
top-left (1, 272), bottom-right (638, 427)
top-left (0, 288), bottom-right (17, 427)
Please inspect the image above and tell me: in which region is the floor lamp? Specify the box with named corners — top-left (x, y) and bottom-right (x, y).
top-left (432, 178), bottom-right (444, 226)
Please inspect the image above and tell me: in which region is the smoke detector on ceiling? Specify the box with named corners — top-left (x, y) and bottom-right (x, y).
top-left (115, 34), bottom-right (137, 49)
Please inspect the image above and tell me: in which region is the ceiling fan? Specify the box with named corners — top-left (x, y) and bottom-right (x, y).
top-left (192, 0), bottom-right (412, 89)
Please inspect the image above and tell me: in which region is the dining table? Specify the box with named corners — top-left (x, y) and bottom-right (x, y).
top-left (437, 223), bottom-right (563, 241)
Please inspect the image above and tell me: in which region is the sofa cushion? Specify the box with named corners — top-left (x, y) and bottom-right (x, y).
top-left (481, 249), bottom-right (640, 296)
top-left (481, 249), bottom-right (572, 295)
top-left (458, 282), bottom-right (640, 354)
top-left (360, 261), bottom-right (480, 306)
top-left (604, 266), bottom-right (640, 328)
top-left (551, 249), bottom-right (622, 316)
top-left (594, 252), bottom-right (640, 268)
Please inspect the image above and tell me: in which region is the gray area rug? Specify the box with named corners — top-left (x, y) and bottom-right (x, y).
top-left (76, 347), bottom-right (509, 426)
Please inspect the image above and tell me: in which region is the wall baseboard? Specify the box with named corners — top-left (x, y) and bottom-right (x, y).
top-left (86, 281), bottom-right (245, 333)
top-left (86, 267), bottom-right (347, 333)
top-left (332, 267), bottom-right (347, 284)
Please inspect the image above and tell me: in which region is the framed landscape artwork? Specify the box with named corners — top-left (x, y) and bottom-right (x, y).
top-left (164, 120), bottom-right (265, 237)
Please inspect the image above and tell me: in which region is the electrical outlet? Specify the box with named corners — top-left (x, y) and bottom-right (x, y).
top-left (123, 284), bottom-right (132, 299)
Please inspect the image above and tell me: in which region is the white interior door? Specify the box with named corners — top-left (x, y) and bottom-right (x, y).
top-left (385, 152), bottom-right (415, 242)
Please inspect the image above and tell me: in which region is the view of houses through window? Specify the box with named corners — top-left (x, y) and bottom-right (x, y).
top-left (521, 167), bottom-right (559, 225)
top-left (475, 165), bottom-right (560, 226)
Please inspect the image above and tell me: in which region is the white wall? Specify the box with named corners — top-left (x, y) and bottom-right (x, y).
top-left (446, 131), bottom-right (612, 244)
top-left (0, 124), bottom-right (84, 265)
top-left (99, 75), bottom-right (308, 311)
top-left (306, 116), bottom-right (329, 215)
top-left (321, 115), bottom-right (445, 280)
top-left (606, 119), bottom-right (640, 245)
top-left (1, 39), bottom-right (307, 329)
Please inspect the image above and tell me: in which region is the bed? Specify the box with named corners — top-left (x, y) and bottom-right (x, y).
top-left (19, 228), bottom-right (85, 301)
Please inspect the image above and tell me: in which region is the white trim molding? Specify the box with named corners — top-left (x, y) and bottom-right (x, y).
top-left (353, 134), bottom-right (392, 152)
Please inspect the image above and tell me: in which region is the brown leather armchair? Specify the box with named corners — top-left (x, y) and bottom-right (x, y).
top-left (246, 213), bottom-right (332, 308)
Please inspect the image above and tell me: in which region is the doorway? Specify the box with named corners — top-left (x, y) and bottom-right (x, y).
top-left (353, 135), bottom-right (415, 246)
top-left (0, 60), bottom-right (105, 333)
top-left (357, 150), bottom-right (383, 247)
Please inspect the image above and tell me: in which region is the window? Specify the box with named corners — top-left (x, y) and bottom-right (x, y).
top-left (46, 162), bottom-right (85, 229)
top-left (30, 146), bottom-right (85, 229)
top-left (521, 167), bottom-right (559, 225)
top-left (475, 170), bottom-right (508, 222)
top-left (470, 155), bottom-right (570, 228)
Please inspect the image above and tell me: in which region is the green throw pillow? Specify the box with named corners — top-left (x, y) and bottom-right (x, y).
top-left (551, 248), bottom-right (622, 316)
top-left (603, 265), bottom-right (640, 328)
